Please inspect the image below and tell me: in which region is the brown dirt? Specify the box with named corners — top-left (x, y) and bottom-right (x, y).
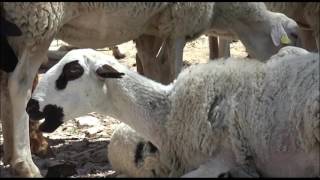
top-left (0, 35), bottom-right (246, 177)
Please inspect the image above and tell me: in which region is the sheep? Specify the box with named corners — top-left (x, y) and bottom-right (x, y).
top-left (208, 2), bottom-right (320, 60)
top-left (108, 46), bottom-right (317, 177)
top-left (27, 46), bottom-right (319, 177)
top-left (108, 123), bottom-right (251, 177)
top-left (265, 2), bottom-right (319, 51)
top-left (108, 123), bottom-right (170, 177)
top-left (1, 2), bottom-right (299, 177)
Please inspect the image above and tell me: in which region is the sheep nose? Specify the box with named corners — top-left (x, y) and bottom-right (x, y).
top-left (26, 98), bottom-right (44, 120)
top-left (39, 104), bottom-right (64, 133)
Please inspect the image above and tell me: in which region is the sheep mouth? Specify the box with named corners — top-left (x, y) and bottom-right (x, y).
top-left (27, 98), bottom-right (45, 121)
top-left (38, 104), bottom-right (65, 133)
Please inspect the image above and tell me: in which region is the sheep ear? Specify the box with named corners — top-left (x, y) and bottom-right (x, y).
top-left (0, 17), bottom-right (22, 36)
top-left (270, 23), bottom-right (291, 47)
top-left (96, 64), bottom-right (125, 78)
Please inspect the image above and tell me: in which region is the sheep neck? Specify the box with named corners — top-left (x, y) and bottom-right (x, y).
top-left (105, 70), bottom-right (172, 149)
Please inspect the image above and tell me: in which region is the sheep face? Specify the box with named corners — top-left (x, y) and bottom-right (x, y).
top-left (241, 11), bottom-right (299, 61)
top-left (108, 123), bottom-right (169, 177)
top-left (27, 49), bottom-right (124, 133)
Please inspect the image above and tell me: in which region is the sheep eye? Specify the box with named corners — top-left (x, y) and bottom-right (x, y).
top-left (55, 60), bottom-right (84, 90)
top-left (63, 60), bottom-right (84, 80)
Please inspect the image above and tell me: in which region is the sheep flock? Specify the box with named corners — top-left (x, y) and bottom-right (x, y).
top-left (0, 2), bottom-right (319, 178)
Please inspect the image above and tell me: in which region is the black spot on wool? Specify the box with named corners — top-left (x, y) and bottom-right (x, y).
top-left (0, 16), bottom-right (22, 72)
top-left (134, 141), bottom-right (145, 166)
top-left (147, 141), bottom-right (158, 153)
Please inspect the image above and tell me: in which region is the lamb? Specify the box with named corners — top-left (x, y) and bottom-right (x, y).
top-left (27, 46), bottom-right (319, 177)
top-left (1, 2), bottom-right (299, 177)
top-left (108, 123), bottom-right (170, 177)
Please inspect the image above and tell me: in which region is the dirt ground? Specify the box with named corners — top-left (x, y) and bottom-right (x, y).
top-left (0, 35), bottom-right (247, 177)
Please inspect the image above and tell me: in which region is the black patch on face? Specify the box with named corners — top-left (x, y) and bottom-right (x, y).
top-left (0, 16), bottom-right (22, 72)
top-left (55, 60), bottom-right (84, 90)
top-left (134, 141), bottom-right (145, 166)
top-left (39, 104), bottom-right (64, 133)
top-left (147, 141), bottom-right (158, 153)
top-left (26, 98), bottom-right (44, 120)
top-left (96, 64), bottom-right (124, 78)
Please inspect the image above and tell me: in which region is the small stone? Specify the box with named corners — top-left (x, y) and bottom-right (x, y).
top-left (85, 127), bottom-right (103, 137)
top-left (75, 116), bottom-right (101, 128)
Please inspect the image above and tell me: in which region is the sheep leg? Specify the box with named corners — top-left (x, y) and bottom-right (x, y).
top-left (135, 34), bottom-right (166, 83)
top-left (297, 28), bottom-right (318, 52)
top-left (208, 36), bottom-right (219, 60)
top-left (218, 38), bottom-right (231, 58)
top-left (3, 45), bottom-right (49, 177)
top-left (161, 36), bottom-right (185, 84)
top-left (304, 5), bottom-right (320, 51)
top-left (135, 53), bottom-right (144, 75)
top-left (0, 72), bottom-right (13, 166)
top-left (135, 34), bottom-right (185, 84)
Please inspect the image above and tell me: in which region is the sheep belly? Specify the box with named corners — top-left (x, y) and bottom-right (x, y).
top-left (57, 11), bottom-right (151, 48)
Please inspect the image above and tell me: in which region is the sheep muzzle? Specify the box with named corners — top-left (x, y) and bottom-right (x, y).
top-left (39, 104), bottom-right (64, 133)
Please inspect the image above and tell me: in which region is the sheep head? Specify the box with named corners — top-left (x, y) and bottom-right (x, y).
top-left (26, 49), bottom-right (125, 133)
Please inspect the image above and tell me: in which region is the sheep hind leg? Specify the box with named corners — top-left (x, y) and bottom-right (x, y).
top-left (208, 36), bottom-right (219, 60)
top-left (135, 34), bottom-right (186, 85)
top-left (297, 28), bottom-right (318, 52)
top-left (135, 53), bottom-right (144, 75)
top-left (218, 38), bottom-right (231, 58)
top-left (5, 49), bottom-right (47, 177)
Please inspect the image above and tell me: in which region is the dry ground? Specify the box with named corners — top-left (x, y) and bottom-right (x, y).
top-left (0, 35), bottom-right (247, 177)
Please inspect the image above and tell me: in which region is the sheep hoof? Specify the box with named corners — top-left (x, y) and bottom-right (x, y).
top-left (11, 160), bottom-right (42, 177)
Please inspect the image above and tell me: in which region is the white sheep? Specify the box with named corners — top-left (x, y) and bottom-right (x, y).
top-left (208, 2), bottom-right (320, 59)
top-left (1, 2), bottom-right (299, 176)
top-left (28, 46), bottom-right (319, 177)
top-left (265, 2), bottom-right (319, 51)
top-left (108, 45), bottom-right (315, 177)
top-left (108, 123), bottom-right (170, 177)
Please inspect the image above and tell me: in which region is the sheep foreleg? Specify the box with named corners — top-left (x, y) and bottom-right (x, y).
top-left (5, 42), bottom-right (50, 177)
